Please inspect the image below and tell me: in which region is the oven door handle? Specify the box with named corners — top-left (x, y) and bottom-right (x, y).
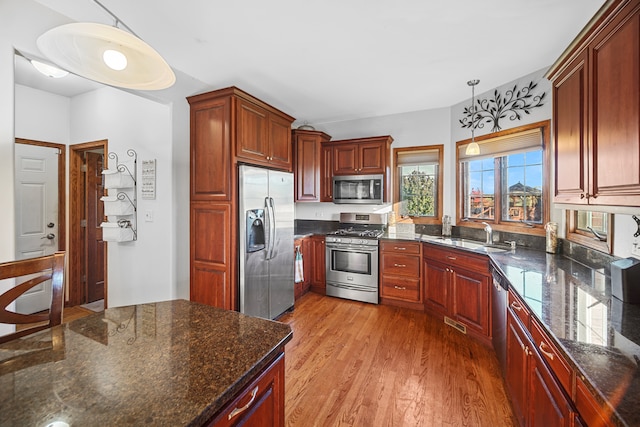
top-left (326, 244), bottom-right (379, 252)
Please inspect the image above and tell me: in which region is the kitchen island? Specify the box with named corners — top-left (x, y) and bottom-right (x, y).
top-left (0, 299), bottom-right (292, 426)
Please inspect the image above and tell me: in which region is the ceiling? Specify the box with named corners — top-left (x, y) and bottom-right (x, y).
top-left (22, 0), bottom-right (606, 124)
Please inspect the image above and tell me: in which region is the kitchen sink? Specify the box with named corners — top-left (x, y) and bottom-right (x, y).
top-left (420, 236), bottom-right (509, 253)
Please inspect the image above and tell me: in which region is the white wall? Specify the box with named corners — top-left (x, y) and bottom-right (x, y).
top-left (15, 84), bottom-right (70, 143)
top-left (70, 87), bottom-right (173, 307)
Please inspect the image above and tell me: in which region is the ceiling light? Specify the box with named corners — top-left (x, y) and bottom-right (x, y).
top-left (30, 59), bottom-right (69, 78)
top-left (465, 79), bottom-right (481, 156)
top-left (36, 1), bottom-right (175, 91)
top-left (103, 49), bottom-right (127, 71)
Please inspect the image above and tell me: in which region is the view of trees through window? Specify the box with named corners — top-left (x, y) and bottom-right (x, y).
top-left (464, 149), bottom-right (543, 224)
top-left (399, 165), bottom-right (437, 217)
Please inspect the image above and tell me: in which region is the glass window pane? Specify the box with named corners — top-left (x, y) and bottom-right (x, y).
top-left (501, 149), bottom-right (543, 224)
top-left (464, 160), bottom-right (495, 220)
top-left (399, 165), bottom-right (437, 217)
top-left (577, 211), bottom-right (608, 235)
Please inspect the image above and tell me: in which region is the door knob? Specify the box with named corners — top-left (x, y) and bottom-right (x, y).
top-left (41, 233), bottom-right (55, 240)
top-left (47, 222), bottom-right (55, 228)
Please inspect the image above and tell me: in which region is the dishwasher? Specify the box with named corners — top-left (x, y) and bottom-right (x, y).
top-left (490, 263), bottom-right (509, 375)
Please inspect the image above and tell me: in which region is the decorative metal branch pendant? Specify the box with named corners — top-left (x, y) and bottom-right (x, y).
top-left (459, 80), bottom-right (546, 132)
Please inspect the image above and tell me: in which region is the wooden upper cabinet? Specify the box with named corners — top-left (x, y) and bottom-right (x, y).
top-left (320, 143), bottom-right (333, 202)
top-left (549, 0), bottom-right (640, 206)
top-left (292, 129), bottom-right (332, 202)
top-left (331, 136), bottom-right (392, 176)
top-left (235, 94), bottom-right (294, 172)
top-left (189, 97), bottom-right (232, 201)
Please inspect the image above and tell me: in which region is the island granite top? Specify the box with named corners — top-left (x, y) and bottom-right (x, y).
top-left (0, 299), bottom-right (292, 427)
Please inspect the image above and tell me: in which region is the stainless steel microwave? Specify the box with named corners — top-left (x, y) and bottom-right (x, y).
top-left (332, 174), bottom-right (384, 204)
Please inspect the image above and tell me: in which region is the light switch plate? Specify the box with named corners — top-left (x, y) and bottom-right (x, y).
top-left (145, 210), bottom-right (153, 222)
top-left (631, 239), bottom-right (640, 257)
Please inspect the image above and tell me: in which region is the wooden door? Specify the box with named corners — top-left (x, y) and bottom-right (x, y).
top-left (423, 259), bottom-right (449, 315)
top-left (320, 144), bottom-right (333, 202)
top-left (451, 268), bottom-right (489, 335)
top-left (14, 143), bottom-right (59, 314)
top-left (358, 141), bottom-right (385, 174)
top-left (590, 7), bottom-right (640, 205)
top-left (85, 152), bottom-right (105, 303)
top-left (268, 114), bottom-right (293, 171)
top-left (310, 236), bottom-right (325, 294)
top-left (553, 52), bottom-right (589, 204)
top-left (236, 99), bottom-right (269, 163)
top-left (332, 144), bottom-right (358, 175)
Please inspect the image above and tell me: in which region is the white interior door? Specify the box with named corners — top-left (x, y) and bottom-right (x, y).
top-left (14, 143), bottom-right (59, 314)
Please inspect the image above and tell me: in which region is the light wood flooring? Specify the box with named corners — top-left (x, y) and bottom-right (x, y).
top-left (279, 292), bottom-right (516, 426)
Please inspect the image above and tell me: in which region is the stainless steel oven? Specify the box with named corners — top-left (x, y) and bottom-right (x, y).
top-left (326, 237), bottom-right (379, 304)
top-left (324, 212), bottom-right (387, 304)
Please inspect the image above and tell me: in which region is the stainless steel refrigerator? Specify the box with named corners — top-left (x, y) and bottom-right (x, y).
top-left (239, 164), bottom-right (295, 319)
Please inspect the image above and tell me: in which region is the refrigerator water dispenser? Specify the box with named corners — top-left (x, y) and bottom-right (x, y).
top-left (246, 209), bottom-right (266, 253)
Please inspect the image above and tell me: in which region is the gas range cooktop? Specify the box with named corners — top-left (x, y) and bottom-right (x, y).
top-left (329, 228), bottom-right (385, 238)
top-left (327, 212), bottom-right (388, 241)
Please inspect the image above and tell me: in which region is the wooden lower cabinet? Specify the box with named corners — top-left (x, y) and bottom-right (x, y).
top-left (506, 302), bottom-right (576, 427)
top-left (423, 245), bottom-right (490, 339)
top-left (380, 240), bottom-right (422, 308)
top-left (207, 352), bottom-right (285, 427)
top-left (310, 235), bottom-right (326, 294)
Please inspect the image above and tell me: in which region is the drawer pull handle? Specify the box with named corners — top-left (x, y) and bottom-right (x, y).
top-left (228, 386), bottom-right (259, 420)
top-left (446, 256), bottom-right (457, 260)
top-left (538, 342), bottom-right (555, 360)
top-left (394, 247), bottom-right (406, 250)
top-left (510, 301), bottom-right (522, 311)
top-left (393, 263), bottom-right (407, 268)
top-left (394, 285), bottom-right (407, 290)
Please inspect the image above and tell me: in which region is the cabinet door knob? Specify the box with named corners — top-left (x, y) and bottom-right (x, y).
top-left (393, 285), bottom-right (407, 290)
top-left (510, 301), bottom-right (523, 311)
top-left (393, 264), bottom-right (407, 268)
top-left (580, 193), bottom-right (586, 199)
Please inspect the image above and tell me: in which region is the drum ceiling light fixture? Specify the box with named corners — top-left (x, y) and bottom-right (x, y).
top-left (37, 0), bottom-right (175, 91)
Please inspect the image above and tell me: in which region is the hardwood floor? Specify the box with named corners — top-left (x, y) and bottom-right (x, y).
top-left (279, 292), bottom-right (516, 426)
top-left (62, 305), bottom-right (95, 323)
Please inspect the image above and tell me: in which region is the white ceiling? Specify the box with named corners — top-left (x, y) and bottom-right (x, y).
top-left (25, 0), bottom-right (606, 124)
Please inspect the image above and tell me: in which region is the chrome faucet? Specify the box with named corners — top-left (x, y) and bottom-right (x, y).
top-left (481, 222), bottom-right (493, 245)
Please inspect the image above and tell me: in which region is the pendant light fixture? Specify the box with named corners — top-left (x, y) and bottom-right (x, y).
top-left (465, 79), bottom-right (481, 156)
top-left (36, 0), bottom-right (175, 91)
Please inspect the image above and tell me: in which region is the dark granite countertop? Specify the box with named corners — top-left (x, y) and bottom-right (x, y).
top-left (0, 299), bottom-right (292, 427)
top-left (490, 248), bottom-right (640, 427)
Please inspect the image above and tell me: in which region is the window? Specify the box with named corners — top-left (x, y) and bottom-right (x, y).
top-left (567, 210), bottom-right (613, 254)
top-left (394, 145), bottom-right (443, 223)
top-left (457, 122), bottom-right (550, 232)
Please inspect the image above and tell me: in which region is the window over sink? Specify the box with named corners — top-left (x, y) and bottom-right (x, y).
top-left (456, 121), bottom-right (550, 233)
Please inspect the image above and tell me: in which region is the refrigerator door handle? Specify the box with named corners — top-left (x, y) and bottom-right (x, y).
top-left (263, 197), bottom-right (272, 260)
top-left (267, 197), bottom-right (277, 259)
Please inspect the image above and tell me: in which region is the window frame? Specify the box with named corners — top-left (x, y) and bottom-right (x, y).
top-left (566, 210), bottom-right (614, 254)
top-left (393, 144), bottom-right (444, 224)
top-left (456, 120), bottom-right (551, 235)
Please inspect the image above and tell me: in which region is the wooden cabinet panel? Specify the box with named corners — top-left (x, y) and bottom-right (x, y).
top-left (423, 259), bottom-right (449, 315)
top-left (191, 264), bottom-right (229, 310)
top-left (310, 235), bottom-right (325, 294)
top-left (508, 288), bottom-right (530, 330)
top-left (332, 144), bottom-right (358, 175)
top-left (269, 114), bottom-right (293, 170)
top-left (553, 54), bottom-right (588, 204)
top-left (451, 268), bottom-right (489, 335)
top-left (591, 7), bottom-right (640, 204)
top-left (529, 348), bottom-right (574, 427)
top-left (381, 276), bottom-right (420, 301)
top-left (208, 353), bottom-right (285, 427)
top-left (380, 240), bottom-right (421, 254)
top-left (531, 319), bottom-right (572, 394)
top-left (574, 375), bottom-right (613, 427)
top-left (506, 311), bottom-right (529, 427)
top-left (293, 130), bottom-right (331, 202)
top-left (381, 253), bottom-right (420, 277)
top-left (191, 98), bottom-right (232, 201)
top-left (237, 98), bottom-right (269, 161)
top-left (320, 144), bottom-right (333, 202)
top-left (358, 142), bottom-right (385, 174)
